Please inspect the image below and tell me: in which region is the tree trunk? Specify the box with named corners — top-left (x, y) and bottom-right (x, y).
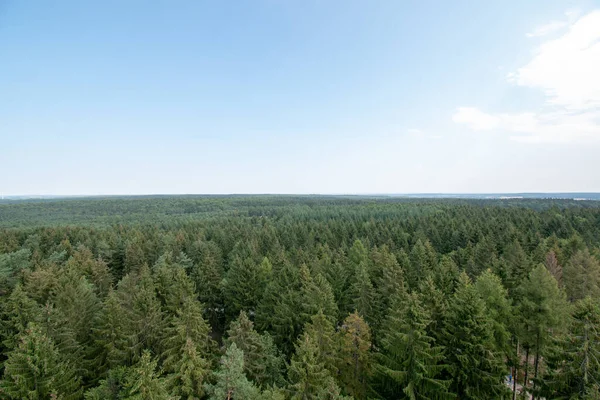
top-left (513, 339), bottom-right (519, 400)
top-left (523, 347), bottom-right (530, 395)
top-left (533, 332), bottom-right (540, 400)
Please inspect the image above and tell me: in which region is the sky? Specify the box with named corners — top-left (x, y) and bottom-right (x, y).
top-left (1, 0), bottom-right (600, 195)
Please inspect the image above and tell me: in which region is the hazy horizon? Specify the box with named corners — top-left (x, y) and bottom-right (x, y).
top-left (2, 1), bottom-right (600, 194)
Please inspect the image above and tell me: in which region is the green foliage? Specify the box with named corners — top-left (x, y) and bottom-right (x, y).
top-left (287, 332), bottom-right (346, 400)
top-left (377, 292), bottom-right (452, 399)
top-left (564, 249), bottom-right (600, 302)
top-left (337, 311), bottom-right (372, 399)
top-left (440, 273), bottom-right (508, 399)
top-left (225, 311), bottom-right (284, 388)
top-left (541, 297), bottom-right (600, 399)
top-left (204, 342), bottom-right (259, 400)
top-left (0, 324), bottom-right (82, 400)
top-left (2, 196), bottom-right (600, 399)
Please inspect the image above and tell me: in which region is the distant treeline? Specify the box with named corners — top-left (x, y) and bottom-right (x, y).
top-left (0, 196), bottom-right (599, 399)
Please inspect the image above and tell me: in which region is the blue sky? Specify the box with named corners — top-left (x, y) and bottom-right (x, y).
top-left (2, 0), bottom-right (599, 195)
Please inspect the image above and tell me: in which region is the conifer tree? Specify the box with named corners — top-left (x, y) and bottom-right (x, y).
top-left (0, 324), bottom-right (82, 400)
top-left (51, 267), bottom-right (102, 384)
top-left (287, 332), bottom-right (347, 400)
top-left (377, 292), bottom-right (452, 400)
top-left (440, 273), bottom-right (507, 399)
top-left (300, 266), bottom-right (339, 324)
top-left (541, 297), bottom-right (600, 398)
top-left (337, 311), bottom-right (372, 399)
top-left (162, 295), bottom-right (212, 399)
top-left (0, 284), bottom-right (40, 353)
top-left (65, 246), bottom-right (113, 298)
top-left (474, 270), bottom-right (513, 356)
top-left (518, 264), bottom-right (569, 395)
top-left (564, 249), bottom-right (600, 302)
top-left (225, 311), bottom-right (284, 387)
top-left (125, 350), bottom-right (173, 400)
top-left (303, 311), bottom-right (339, 376)
top-left (349, 260), bottom-right (375, 324)
top-left (544, 250), bottom-right (562, 287)
top-left (205, 343), bottom-right (259, 400)
top-left (92, 289), bottom-right (134, 372)
top-left (407, 239), bottom-right (437, 289)
top-left (255, 260), bottom-right (306, 357)
top-left (222, 256), bottom-right (270, 319)
top-left (0, 249), bottom-right (31, 296)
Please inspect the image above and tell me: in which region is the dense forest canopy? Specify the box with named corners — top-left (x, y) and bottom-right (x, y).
top-left (1, 196), bottom-right (600, 399)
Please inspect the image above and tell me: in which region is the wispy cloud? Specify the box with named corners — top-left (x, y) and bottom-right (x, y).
top-left (526, 20), bottom-right (568, 37)
top-left (453, 10), bottom-right (600, 143)
top-left (526, 9), bottom-right (579, 37)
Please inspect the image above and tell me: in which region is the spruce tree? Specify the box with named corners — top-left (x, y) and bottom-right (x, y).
top-left (541, 297), bottom-right (600, 398)
top-left (0, 324), bottom-right (82, 400)
top-left (125, 350), bottom-right (173, 400)
top-left (225, 311), bottom-right (284, 388)
top-left (377, 292), bottom-right (452, 399)
top-left (303, 311), bottom-right (339, 376)
top-left (518, 264), bottom-right (569, 395)
top-left (563, 249), bottom-right (600, 302)
top-left (440, 273), bottom-right (508, 399)
top-left (205, 343), bottom-right (259, 400)
top-left (222, 256), bottom-right (270, 320)
top-left (474, 270), bottom-right (513, 356)
top-left (337, 311), bottom-right (372, 399)
top-left (287, 332), bottom-right (346, 400)
top-left (162, 296), bottom-right (212, 399)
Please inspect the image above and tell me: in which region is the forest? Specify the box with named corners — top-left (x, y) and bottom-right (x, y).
top-left (0, 195), bottom-right (599, 399)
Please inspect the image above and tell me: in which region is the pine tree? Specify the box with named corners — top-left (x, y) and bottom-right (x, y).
top-left (337, 311), bottom-right (372, 399)
top-left (440, 273), bottom-right (508, 399)
top-left (377, 292), bottom-right (452, 399)
top-left (225, 311), bottom-right (284, 388)
top-left (204, 342), bottom-right (259, 400)
top-left (0, 324), bottom-right (82, 400)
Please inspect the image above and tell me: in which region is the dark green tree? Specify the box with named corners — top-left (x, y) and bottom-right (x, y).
top-left (0, 324), bottom-right (82, 400)
top-left (440, 273), bottom-right (508, 399)
top-left (377, 292), bottom-right (452, 399)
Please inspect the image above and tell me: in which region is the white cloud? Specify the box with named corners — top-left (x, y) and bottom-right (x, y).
top-left (452, 107), bottom-right (499, 130)
top-left (515, 10), bottom-right (600, 110)
top-left (526, 9), bottom-right (580, 37)
top-left (526, 20), bottom-right (568, 37)
top-left (453, 107), bottom-right (600, 143)
top-left (407, 128), bottom-right (422, 135)
top-left (454, 10), bottom-right (600, 143)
